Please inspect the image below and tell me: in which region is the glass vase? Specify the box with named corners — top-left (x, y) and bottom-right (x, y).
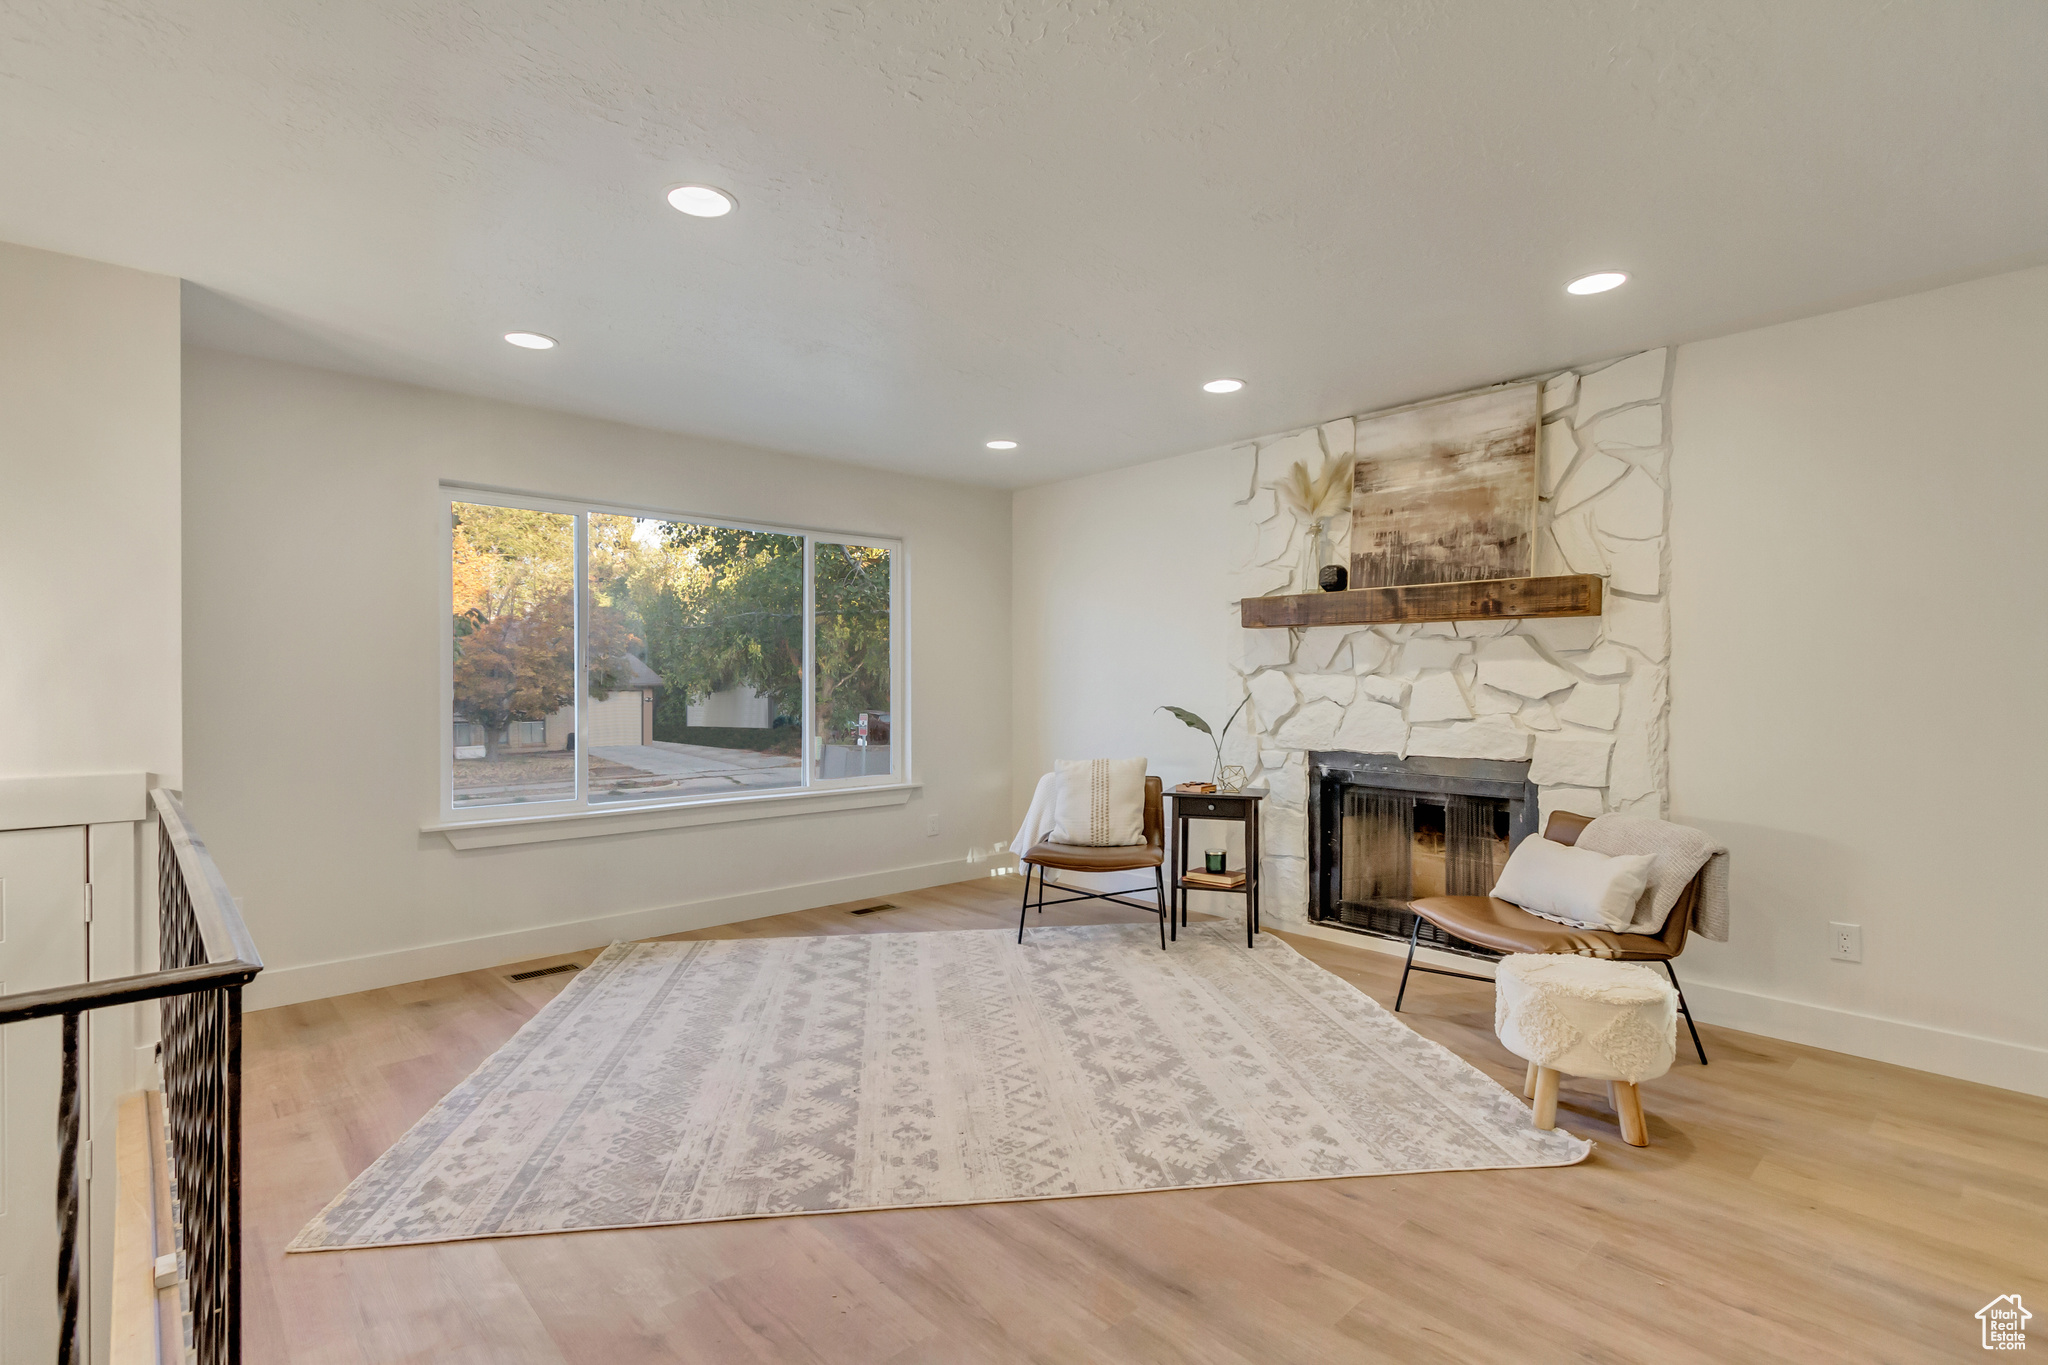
top-left (1299, 519), bottom-right (1328, 592)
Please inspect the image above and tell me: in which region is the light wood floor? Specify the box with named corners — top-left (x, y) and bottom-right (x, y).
top-left (242, 880), bottom-right (2046, 1363)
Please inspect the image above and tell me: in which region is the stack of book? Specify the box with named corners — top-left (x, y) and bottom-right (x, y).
top-left (1181, 868), bottom-right (1247, 891)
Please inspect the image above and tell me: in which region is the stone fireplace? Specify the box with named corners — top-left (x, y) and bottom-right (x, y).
top-left (1309, 753), bottom-right (1537, 953)
top-left (1216, 348), bottom-right (1674, 936)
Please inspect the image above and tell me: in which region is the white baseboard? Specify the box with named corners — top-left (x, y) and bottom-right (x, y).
top-left (245, 855), bottom-right (981, 1011)
top-left (1274, 921), bottom-right (2048, 1099)
top-left (133, 1043), bottom-right (160, 1093)
top-left (1269, 916), bottom-right (2039, 1096)
top-left (1676, 977), bottom-right (2048, 1099)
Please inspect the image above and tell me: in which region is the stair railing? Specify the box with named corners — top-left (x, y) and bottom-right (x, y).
top-left (0, 788), bottom-right (262, 1365)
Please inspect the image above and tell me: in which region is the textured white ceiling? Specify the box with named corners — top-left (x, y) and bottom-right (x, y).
top-left (3, 1), bottom-right (2044, 487)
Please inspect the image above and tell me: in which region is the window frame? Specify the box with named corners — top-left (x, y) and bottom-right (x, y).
top-left (440, 484), bottom-right (909, 827)
top-left (805, 533), bottom-right (905, 793)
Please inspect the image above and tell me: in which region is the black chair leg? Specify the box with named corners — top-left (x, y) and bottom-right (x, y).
top-left (1394, 915), bottom-right (1421, 1012)
top-left (1662, 960), bottom-right (1708, 1064)
top-left (1154, 867), bottom-right (1168, 950)
top-left (1016, 864), bottom-right (1034, 944)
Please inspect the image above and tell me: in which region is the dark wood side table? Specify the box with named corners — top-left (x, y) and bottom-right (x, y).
top-left (1166, 786), bottom-right (1269, 946)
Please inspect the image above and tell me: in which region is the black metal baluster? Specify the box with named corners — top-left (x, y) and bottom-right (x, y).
top-left (57, 1010), bottom-right (82, 1365)
top-left (224, 985), bottom-right (245, 1365)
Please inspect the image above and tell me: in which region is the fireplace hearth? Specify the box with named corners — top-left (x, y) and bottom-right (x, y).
top-left (1309, 752), bottom-right (1538, 956)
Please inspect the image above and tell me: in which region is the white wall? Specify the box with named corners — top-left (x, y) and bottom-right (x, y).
top-left (1012, 445), bottom-right (1257, 906)
top-left (1014, 265), bottom-right (2048, 1095)
top-left (1668, 265), bottom-right (2048, 1095)
top-left (182, 348), bottom-right (1012, 1007)
top-left (0, 242), bottom-right (182, 783)
top-left (1012, 445), bottom-right (1250, 809)
top-left (0, 239), bottom-right (181, 1365)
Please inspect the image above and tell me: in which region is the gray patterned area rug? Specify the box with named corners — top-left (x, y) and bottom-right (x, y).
top-left (289, 923), bottom-right (1587, 1251)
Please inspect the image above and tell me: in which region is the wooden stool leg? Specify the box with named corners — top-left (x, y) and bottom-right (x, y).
top-left (1531, 1067), bottom-right (1559, 1130)
top-left (1611, 1081), bottom-right (1649, 1146)
top-left (1524, 1060), bottom-right (1539, 1099)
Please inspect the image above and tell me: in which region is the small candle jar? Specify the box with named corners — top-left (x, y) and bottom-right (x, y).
top-left (1204, 849), bottom-right (1226, 874)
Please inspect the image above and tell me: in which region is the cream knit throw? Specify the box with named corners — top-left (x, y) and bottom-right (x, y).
top-left (1576, 815), bottom-right (1729, 941)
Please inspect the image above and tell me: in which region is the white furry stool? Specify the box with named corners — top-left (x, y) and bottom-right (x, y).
top-left (1494, 954), bottom-right (1678, 1147)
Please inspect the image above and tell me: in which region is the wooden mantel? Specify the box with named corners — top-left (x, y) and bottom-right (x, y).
top-left (1240, 574), bottom-right (1602, 629)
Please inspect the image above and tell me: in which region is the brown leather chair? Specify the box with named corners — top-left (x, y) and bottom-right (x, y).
top-left (1018, 776), bottom-right (1170, 949)
top-left (1397, 810), bottom-right (1708, 1063)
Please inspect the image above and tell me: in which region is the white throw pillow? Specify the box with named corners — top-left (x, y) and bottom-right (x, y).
top-left (1050, 758), bottom-right (1149, 847)
top-left (1491, 835), bottom-right (1656, 932)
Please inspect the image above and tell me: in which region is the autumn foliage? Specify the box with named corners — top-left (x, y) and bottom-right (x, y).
top-left (451, 506), bottom-right (637, 755)
top-left (452, 502), bottom-right (889, 758)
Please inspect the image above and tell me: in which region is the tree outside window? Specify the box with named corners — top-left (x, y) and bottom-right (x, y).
top-left (448, 497), bottom-right (899, 812)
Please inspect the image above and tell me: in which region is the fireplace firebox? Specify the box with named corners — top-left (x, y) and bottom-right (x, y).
top-left (1308, 752), bottom-right (1539, 956)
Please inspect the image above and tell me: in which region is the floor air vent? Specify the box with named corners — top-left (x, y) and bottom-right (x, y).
top-left (849, 903), bottom-right (899, 915)
top-left (507, 963), bottom-right (580, 981)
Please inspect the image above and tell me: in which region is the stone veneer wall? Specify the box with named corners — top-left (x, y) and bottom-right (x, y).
top-left (1220, 349), bottom-right (1675, 930)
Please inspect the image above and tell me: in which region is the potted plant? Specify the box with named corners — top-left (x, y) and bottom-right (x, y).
top-left (1157, 696), bottom-right (1252, 790)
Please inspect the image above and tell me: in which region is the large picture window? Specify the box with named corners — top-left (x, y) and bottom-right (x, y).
top-left (446, 490), bottom-right (902, 818)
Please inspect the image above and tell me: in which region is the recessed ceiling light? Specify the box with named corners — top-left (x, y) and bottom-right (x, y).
top-left (986, 440), bottom-right (1018, 450)
top-left (1566, 272), bottom-right (1628, 295)
top-left (667, 184), bottom-right (736, 217)
top-left (504, 332), bottom-right (556, 349)
top-left (1203, 378), bottom-right (1245, 394)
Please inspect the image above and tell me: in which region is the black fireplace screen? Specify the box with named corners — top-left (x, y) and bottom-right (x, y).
top-left (1310, 752), bottom-right (1537, 956)
top-left (1332, 791), bottom-right (1510, 947)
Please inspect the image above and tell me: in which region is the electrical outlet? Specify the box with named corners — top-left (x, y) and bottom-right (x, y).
top-left (924, 814), bottom-right (939, 837)
top-left (1829, 922), bottom-right (1863, 963)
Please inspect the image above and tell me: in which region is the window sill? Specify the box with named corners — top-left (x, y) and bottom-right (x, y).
top-left (424, 782), bottom-right (920, 849)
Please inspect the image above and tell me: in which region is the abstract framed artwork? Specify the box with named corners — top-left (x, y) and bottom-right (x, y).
top-left (1350, 382), bottom-right (1540, 588)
